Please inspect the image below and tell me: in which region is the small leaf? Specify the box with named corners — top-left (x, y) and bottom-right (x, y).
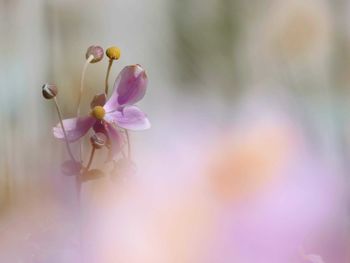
top-left (81, 169), bottom-right (105, 182)
top-left (61, 160), bottom-right (82, 176)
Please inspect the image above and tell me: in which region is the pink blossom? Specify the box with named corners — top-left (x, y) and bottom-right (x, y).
top-left (53, 64), bottom-right (150, 156)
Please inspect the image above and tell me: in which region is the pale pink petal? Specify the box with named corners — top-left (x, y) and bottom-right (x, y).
top-left (304, 254), bottom-right (325, 263)
top-left (105, 106), bottom-right (151, 131)
top-left (105, 123), bottom-right (122, 160)
top-left (104, 65), bottom-right (148, 112)
top-left (53, 116), bottom-right (95, 142)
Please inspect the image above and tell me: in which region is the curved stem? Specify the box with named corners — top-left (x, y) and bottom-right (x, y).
top-left (77, 55), bottom-right (94, 161)
top-left (125, 129), bottom-right (131, 160)
top-left (77, 55), bottom-right (94, 116)
top-left (75, 175), bottom-right (82, 202)
top-left (54, 97), bottom-right (77, 162)
top-left (86, 146), bottom-right (96, 171)
top-left (74, 174), bottom-right (82, 262)
top-left (104, 59), bottom-right (113, 95)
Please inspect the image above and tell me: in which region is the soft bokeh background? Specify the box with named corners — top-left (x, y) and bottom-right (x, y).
top-left (0, 0), bottom-right (350, 262)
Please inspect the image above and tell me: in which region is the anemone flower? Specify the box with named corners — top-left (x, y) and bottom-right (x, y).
top-left (53, 64), bottom-right (150, 156)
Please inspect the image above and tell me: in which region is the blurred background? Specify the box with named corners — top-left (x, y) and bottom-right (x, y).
top-left (0, 0), bottom-right (349, 262)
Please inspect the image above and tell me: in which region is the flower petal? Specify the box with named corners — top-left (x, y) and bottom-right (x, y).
top-left (105, 106), bottom-right (151, 131)
top-left (90, 93), bottom-right (107, 109)
top-left (104, 65), bottom-right (148, 112)
top-left (53, 116), bottom-right (95, 142)
top-left (93, 120), bottom-right (108, 135)
top-left (105, 123), bottom-right (122, 160)
top-left (304, 254), bottom-right (325, 263)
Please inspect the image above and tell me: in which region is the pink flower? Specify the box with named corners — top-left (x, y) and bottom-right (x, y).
top-left (53, 64), bottom-right (150, 156)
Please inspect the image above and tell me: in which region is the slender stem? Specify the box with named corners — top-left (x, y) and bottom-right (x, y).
top-left (105, 59), bottom-right (113, 95)
top-left (77, 55), bottom-right (94, 116)
top-left (121, 148), bottom-right (127, 159)
top-left (125, 129), bottom-right (131, 160)
top-left (74, 174), bottom-right (82, 263)
top-left (74, 55), bottom-right (95, 263)
top-left (86, 146), bottom-right (96, 171)
top-left (54, 97), bottom-right (76, 162)
top-left (76, 175), bottom-right (82, 201)
top-left (77, 55), bottom-right (94, 161)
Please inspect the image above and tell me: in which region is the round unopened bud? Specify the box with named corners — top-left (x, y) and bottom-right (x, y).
top-left (86, 45), bottom-right (104, 63)
top-left (90, 133), bottom-right (107, 149)
top-left (42, 83), bottom-right (58, 99)
top-left (106, 46), bottom-right (121, 60)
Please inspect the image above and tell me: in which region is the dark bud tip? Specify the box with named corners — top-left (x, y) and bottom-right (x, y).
top-left (86, 45), bottom-right (104, 63)
top-left (42, 83), bottom-right (58, 99)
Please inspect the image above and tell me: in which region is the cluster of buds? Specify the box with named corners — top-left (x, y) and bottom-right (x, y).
top-left (43, 45), bottom-right (150, 187)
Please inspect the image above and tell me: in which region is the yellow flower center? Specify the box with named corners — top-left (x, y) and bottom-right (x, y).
top-left (91, 106), bottom-right (105, 120)
top-left (106, 46), bottom-right (121, 60)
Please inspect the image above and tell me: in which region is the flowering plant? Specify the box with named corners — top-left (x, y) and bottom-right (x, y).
top-left (42, 45), bottom-right (150, 191)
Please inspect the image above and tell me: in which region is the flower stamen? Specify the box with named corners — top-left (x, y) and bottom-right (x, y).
top-left (91, 106), bottom-right (106, 120)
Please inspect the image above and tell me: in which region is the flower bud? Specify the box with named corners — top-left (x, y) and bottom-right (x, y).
top-left (106, 46), bottom-right (121, 60)
top-left (86, 45), bottom-right (104, 63)
top-left (90, 132), bottom-right (107, 149)
top-left (42, 83), bottom-right (58, 99)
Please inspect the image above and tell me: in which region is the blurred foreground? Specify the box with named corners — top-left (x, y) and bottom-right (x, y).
top-left (0, 0), bottom-right (350, 262)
